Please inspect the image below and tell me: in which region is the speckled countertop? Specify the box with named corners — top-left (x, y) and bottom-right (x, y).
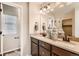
top-left (31, 34), bottom-right (79, 55)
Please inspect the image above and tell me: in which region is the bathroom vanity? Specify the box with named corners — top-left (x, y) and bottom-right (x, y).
top-left (31, 34), bottom-right (79, 56)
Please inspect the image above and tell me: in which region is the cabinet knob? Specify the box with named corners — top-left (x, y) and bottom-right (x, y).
top-left (0, 9), bottom-right (2, 12)
top-left (0, 31), bottom-right (2, 35)
top-left (14, 37), bottom-right (19, 39)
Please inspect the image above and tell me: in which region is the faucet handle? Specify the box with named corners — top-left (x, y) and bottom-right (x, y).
top-left (63, 34), bottom-right (70, 42)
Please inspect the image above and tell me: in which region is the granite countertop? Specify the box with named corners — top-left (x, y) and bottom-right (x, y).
top-left (31, 34), bottom-right (79, 55)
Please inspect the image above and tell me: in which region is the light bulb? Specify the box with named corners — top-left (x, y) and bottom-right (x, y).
top-left (43, 8), bottom-right (46, 11)
top-left (40, 10), bottom-right (42, 13)
top-left (47, 5), bottom-right (50, 9)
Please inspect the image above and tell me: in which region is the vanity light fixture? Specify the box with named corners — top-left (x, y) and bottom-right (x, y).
top-left (40, 8), bottom-right (45, 14)
top-left (47, 3), bottom-right (51, 9)
top-left (40, 3), bottom-right (52, 14)
top-left (40, 2), bottom-right (72, 14)
top-left (43, 7), bottom-right (47, 11)
top-left (47, 5), bottom-right (50, 9)
top-left (40, 2), bottom-right (61, 14)
top-left (40, 9), bottom-right (42, 13)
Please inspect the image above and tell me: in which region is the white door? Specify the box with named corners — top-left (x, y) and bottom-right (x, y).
top-left (0, 3), bottom-right (2, 54)
top-left (2, 4), bottom-right (20, 54)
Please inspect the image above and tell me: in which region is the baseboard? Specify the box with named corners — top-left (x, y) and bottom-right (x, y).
top-left (3, 48), bottom-right (20, 55)
top-left (26, 54), bottom-right (32, 56)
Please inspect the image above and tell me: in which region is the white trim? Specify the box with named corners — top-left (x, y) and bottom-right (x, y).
top-left (18, 4), bottom-right (23, 56)
top-left (1, 3), bottom-right (3, 56)
top-left (26, 54), bottom-right (32, 56)
top-left (3, 48), bottom-right (20, 54)
top-left (2, 2), bottom-right (23, 8)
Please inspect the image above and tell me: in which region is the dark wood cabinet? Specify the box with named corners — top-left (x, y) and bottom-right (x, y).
top-left (52, 45), bottom-right (77, 56)
top-left (31, 37), bottom-right (38, 44)
top-left (31, 42), bottom-right (38, 56)
top-left (31, 37), bottom-right (51, 56)
top-left (39, 41), bottom-right (50, 51)
top-left (31, 37), bottom-right (79, 56)
top-left (31, 37), bottom-right (39, 56)
top-left (39, 46), bottom-right (50, 56)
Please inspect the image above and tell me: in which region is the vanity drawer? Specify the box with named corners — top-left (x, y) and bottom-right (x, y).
top-left (39, 46), bottom-right (50, 56)
top-left (39, 41), bottom-right (50, 50)
top-left (52, 45), bottom-right (77, 56)
top-left (31, 37), bottom-right (38, 44)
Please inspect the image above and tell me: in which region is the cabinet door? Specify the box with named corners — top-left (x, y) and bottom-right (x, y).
top-left (31, 42), bottom-right (38, 56)
top-left (39, 46), bottom-right (50, 56)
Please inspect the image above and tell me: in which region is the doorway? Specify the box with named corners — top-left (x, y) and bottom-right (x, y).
top-left (0, 3), bottom-right (21, 56)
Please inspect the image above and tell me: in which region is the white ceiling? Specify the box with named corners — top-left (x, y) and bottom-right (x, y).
top-left (51, 3), bottom-right (74, 17)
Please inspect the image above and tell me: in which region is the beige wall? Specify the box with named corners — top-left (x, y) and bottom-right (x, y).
top-left (74, 7), bottom-right (79, 38)
top-left (72, 10), bottom-right (75, 37)
top-left (29, 2), bottom-right (49, 34)
top-left (29, 2), bottom-right (41, 34)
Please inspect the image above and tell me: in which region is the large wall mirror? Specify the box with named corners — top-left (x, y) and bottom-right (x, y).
top-left (39, 2), bottom-right (79, 42)
top-left (40, 8), bottom-right (66, 39)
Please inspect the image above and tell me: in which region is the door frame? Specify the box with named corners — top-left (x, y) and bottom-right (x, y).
top-left (1, 2), bottom-right (23, 56)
